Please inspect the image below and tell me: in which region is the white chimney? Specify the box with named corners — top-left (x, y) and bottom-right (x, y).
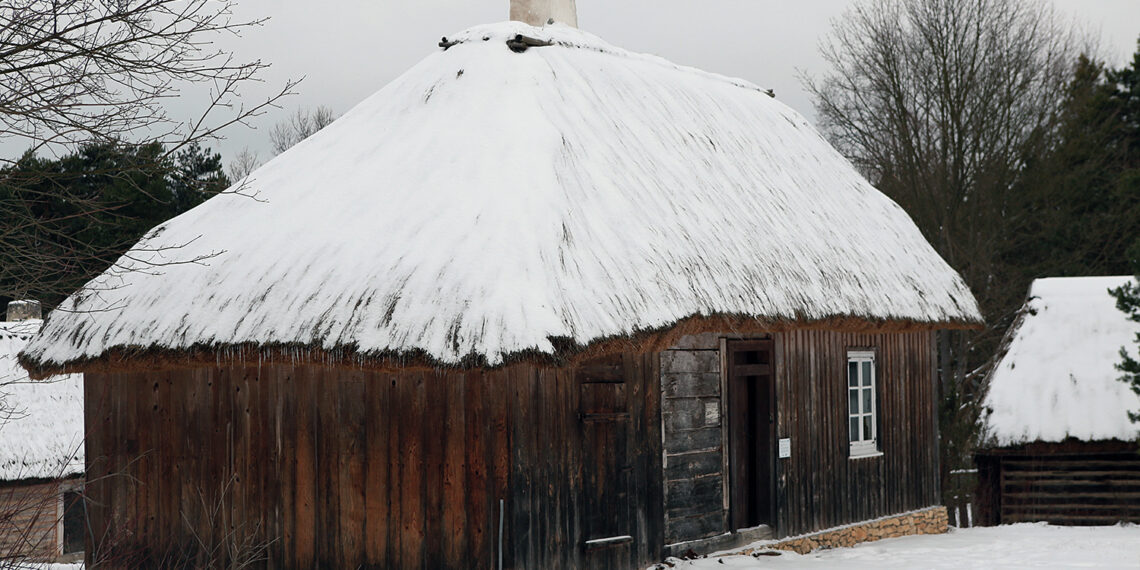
top-left (510, 0), bottom-right (577, 28)
top-left (6, 299), bottom-right (42, 321)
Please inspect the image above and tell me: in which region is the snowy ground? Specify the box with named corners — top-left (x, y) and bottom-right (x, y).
top-left (12, 524), bottom-right (1140, 569)
top-left (657, 524), bottom-right (1140, 569)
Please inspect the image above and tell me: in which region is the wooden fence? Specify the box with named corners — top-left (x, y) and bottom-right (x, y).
top-left (945, 469), bottom-right (976, 528)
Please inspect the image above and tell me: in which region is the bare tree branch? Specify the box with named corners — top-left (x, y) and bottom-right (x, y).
top-left (0, 0), bottom-right (296, 305)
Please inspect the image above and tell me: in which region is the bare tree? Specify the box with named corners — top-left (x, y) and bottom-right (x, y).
top-left (0, 0), bottom-right (298, 157)
top-left (227, 147), bottom-right (262, 182)
top-left (0, 0), bottom-right (298, 304)
top-left (225, 106), bottom-right (337, 186)
top-left (268, 106), bottom-right (337, 155)
top-left (803, 0), bottom-right (1082, 501)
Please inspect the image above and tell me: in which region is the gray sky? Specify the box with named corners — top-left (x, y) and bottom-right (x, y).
top-left (65, 0), bottom-right (1140, 163)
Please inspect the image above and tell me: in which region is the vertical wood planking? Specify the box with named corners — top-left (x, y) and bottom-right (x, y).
top-left (338, 375), bottom-right (366, 570)
top-left (508, 366), bottom-right (535, 568)
top-left (490, 369), bottom-right (512, 568)
top-left (422, 372), bottom-right (446, 570)
top-left (399, 372), bottom-right (427, 567)
top-left (386, 372), bottom-right (404, 569)
top-left (363, 371), bottom-right (390, 564)
top-left (277, 369), bottom-right (296, 569)
top-left (292, 368), bottom-right (316, 567)
top-left (90, 353), bottom-right (675, 568)
top-left (442, 373), bottom-right (468, 568)
top-left (463, 371), bottom-right (491, 568)
top-left (770, 330), bottom-right (939, 538)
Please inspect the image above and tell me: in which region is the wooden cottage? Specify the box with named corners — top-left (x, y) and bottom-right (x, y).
top-left (976, 276), bottom-right (1140, 527)
top-left (1, 301), bottom-right (84, 562)
top-left (20, 3), bottom-right (981, 568)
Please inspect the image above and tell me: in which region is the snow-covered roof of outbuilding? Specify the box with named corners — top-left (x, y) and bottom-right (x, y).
top-left (1, 320), bottom-right (83, 480)
top-left (21, 22), bottom-right (980, 376)
top-left (984, 276), bottom-right (1140, 446)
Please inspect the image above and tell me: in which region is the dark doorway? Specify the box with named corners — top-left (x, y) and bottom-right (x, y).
top-left (727, 339), bottom-right (775, 530)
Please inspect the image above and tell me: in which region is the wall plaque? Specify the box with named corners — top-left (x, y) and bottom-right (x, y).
top-left (778, 438), bottom-right (791, 458)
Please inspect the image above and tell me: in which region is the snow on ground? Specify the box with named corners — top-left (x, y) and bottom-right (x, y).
top-left (657, 524), bottom-right (1140, 569)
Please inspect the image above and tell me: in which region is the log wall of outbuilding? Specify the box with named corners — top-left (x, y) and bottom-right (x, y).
top-left (975, 441), bottom-right (1140, 526)
top-left (83, 354), bottom-right (663, 569)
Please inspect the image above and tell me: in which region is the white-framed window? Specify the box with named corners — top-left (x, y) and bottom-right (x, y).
top-left (847, 350), bottom-right (878, 457)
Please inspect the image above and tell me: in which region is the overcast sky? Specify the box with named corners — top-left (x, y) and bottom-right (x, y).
top-left (88, 0), bottom-right (1140, 164)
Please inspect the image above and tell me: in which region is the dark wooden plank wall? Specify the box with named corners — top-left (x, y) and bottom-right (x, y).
top-left (975, 450), bottom-right (1140, 526)
top-left (772, 330), bottom-right (940, 537)
top-left (658, 330), bottom-right (939, 544)
top-left (82, 354), bottom-right (663, 569)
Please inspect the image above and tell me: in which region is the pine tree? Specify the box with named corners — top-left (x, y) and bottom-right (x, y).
top-left (1107, 37), bottom-right (1140, 424)
top-left (1110, 242), bottom-right (1140, 423)
top-left (0, 142), bottom-right (230, 307)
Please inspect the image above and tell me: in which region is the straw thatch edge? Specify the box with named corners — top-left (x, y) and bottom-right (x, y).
top-left (21, 312), bottom-right (981, 380)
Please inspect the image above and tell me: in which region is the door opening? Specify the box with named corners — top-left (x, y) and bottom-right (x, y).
top-left (726, 339), bottom-right (775, 530)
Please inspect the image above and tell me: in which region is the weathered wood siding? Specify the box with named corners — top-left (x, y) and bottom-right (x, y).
top-left (660, 346), bottom-right (725, 543)
top-left (975, 442), bottom-right (1140, 526)
top-left (661, 330), bottom-right (940, 544)
top-left (82, 354), bottom-right (663, 569)
top-left (0, 479), bottom-right (64, 560)
top-left (773, 330), bottom-right (941, 537)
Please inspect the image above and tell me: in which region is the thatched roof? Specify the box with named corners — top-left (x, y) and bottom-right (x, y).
top-left (1, 320), bottom-right (83, 480)
top-left (21, 22), bottom-right (980, 376)
top-left (983, 276), bottom-right (1140, 446)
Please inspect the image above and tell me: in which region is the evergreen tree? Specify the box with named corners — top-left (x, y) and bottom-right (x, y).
top-left (0, 142), bottom-right (230, 307)
top-left (1103, 37), bottom-right (1140, 424)
top-left (1006, 50), bottom-right (1140, 282)
top-left (1109, 242), bottom-right (1140, 423)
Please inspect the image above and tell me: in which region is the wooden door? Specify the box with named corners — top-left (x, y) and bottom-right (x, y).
top-left (727, 339), bottom-right (776, 530)
top-left (578, 355), bottom-right (634, 568)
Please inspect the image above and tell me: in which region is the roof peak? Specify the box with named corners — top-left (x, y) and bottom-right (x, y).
top-left (438, 22), bottom-right (777, 98)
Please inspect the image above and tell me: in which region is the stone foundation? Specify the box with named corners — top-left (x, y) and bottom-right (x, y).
top-left (734, 506), bottom-right (948, 556)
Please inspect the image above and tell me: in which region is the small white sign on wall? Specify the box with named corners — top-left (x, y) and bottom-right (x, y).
top-left (704, 401), bottom-right (720, 426)
top-left (778, 438), bottom-right (791, 459)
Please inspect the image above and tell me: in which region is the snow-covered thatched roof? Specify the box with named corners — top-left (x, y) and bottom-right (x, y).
top-left (1, 320), bottom-right (83, 480)
top-left (984, 276), bottom-right (1140, 446)
top-left (21, 22), bottom-right (980, 376)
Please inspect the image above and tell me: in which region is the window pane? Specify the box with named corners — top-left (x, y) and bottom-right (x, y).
top-left (849, 389), bottom-right (859, 414)
top-left (862, 361), bottom-right (873, 386)
top-left (848, 361), bottom-right (858, 387)
top-left (863, 415), bottom-right (873, 441)
top-left (863, 387), bottom-right (873, 413)
top-left (63, 490), bottom-right (85, 554)
top-left (850, 417), bottom-right (859, 442)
